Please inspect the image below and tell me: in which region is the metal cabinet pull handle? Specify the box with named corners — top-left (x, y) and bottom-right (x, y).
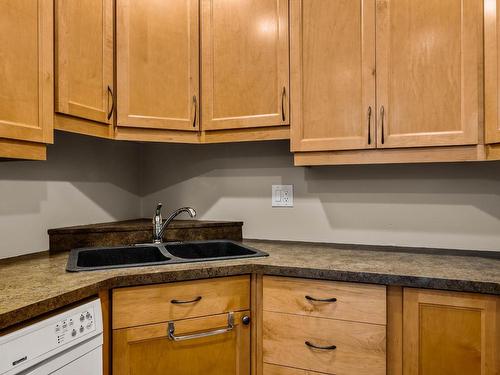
top-left (107, 86), bottom-right (115, 120)
top-left (305, 295), bottom-right (337, 303)
top-left (281, 86), bottom-right (286, 122)
top-left (192, 95), bottom-right (197, 128)
top-left (305, 341), bottom-right (337, 350)
top-left (168, 312), bottom-right (234, 342)
top-left (171, 296), bottom-right (202, 304)
top-left (367, 106), bottom-right (372, 145)
top-left (380, 105), bottom-right (385, 144)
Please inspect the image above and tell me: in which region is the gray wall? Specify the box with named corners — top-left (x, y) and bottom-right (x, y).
top-left (140, 141), bottom-right (500, 251)
top-left (2, 134), bottom-right (500, 259)
top-left (0, 132), bottom-right (141, 258)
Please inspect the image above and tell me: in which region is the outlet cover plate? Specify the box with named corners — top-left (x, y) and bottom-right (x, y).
top-left (272, 185), bottom-right (293, 207)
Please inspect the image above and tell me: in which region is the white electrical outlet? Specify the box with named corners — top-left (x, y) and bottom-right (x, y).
top-left (272, 185), bottom-right (293, 207)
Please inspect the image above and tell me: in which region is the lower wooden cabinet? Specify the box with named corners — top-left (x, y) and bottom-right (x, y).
top-left (112, 276), bottom-right (251, 375)
top-left (262, 276), bottom-right (387, 375)
top-left (403, 288), bottom-right (500, 375)
top-left (113, 311), bottom-right (251, 375)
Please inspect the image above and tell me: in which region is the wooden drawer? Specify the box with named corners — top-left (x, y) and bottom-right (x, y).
top-left (112, 275), bottom-right (250, 329)
top-left (263, 363), bottom-right (326, 375)
top-left (263, 311), bottom-right (386, 375)
top-left (263, 276), bottom-right (386, 325)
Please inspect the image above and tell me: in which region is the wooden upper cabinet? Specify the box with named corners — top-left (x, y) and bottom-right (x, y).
top-left (55, 0), bottom-right (114, 126)
top-left (117, 0), bottom-right (199, 131)
top-left (201, 0), bottom-right (289, 131)
top-left (0, 0), bottom-right (53, 145)
top-left (290, 0), bottom-right (376, 152)
top-left (376, 0), bottom-right (481, 148)
top-left (485, 0), bottom-right (500, 144)
top-left (403, 288), bottom-right (499, 375)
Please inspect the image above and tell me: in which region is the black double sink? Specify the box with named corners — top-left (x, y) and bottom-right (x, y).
top-left (66, 240), bottom-right (268, 272)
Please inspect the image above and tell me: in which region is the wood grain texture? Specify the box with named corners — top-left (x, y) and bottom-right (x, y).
top-left (376, 0), bottom-right (481, 148)
top-left (115, 125), bottom-right (290, 143)
top-left (263, 363), bottom-right (330, 375)
top-left (113, 310), bottom-right (251, 375)
top-left (54, 114), bottom-right (113, 139)
top-left (55, 0), bottom-right (114, 127)
top-left (112, 276), bottom-right (250, 329)
top-left (263, 276), bottom-right (386, 325)
top-left (201, 0), bottom-right (289, 130)
top-left (98, 290), bottom-right (110, 375)
top-left (0, 0), bottom-right (53, 144)
top-left (403, 288), bottom-right (500, 375)
top-left (117, 0), bottom-right (199, 131)
top-left (251, 274), bottom-right (264, 375)
top-left (387, 286), bottom-right (403, 375)
top-left (485, 0), bottom-right (500, 144)
top-left (290, 0), bottom-right (376, 152)
top-left (0, 138), bottom-right (46, 160)
top-left (294, 145), bottom-right (487, 166)
top-left (263, 311), bottom-right (386, 375)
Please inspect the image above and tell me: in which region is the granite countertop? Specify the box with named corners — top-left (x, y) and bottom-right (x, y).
top-left (0, 239), bottom-right (499, 330)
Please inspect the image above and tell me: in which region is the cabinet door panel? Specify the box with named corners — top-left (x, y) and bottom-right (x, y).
top-left (55, 0), bottom-right (113, 125)
top-left (117, 0), bottom-right (199, 131)
top-left (485, 0), bottom-right (500, 144)
top-left (403, 288), bottom-right (500, 375)
top-left (376, 0), bottom-right (481, 148)
top-left (202, 0), bottom-right (289, 130)
top-left (0, 0), bottom-right (53, 143)
top-left (291, 0), bottom-right (376, 152)
top-left (113, 311), bottom-right (250, 375)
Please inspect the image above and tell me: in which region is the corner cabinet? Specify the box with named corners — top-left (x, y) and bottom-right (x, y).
top-left (292, 0), bottom-right (484, 166)
top-left (54, 0), bottom-right (115, 138)
top-left (116, 0), bottom-right (200, 134)
top-left (114, 0), bottom-right (290, 143)
top-left (403, 288), bottom-right (499, 375)
top-left (112, 276), bottom-right (251, 375)
top-left (0, 0), bottom-right (53, 160)
top-left (201, 0), bottom-right (290, 131)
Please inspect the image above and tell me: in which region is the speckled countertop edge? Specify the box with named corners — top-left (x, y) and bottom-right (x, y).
top-left (1, 239), bottom-right (499, 331)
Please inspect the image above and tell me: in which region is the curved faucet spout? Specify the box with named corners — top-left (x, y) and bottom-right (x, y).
top-left (153, 205), bottom-right (196, 244)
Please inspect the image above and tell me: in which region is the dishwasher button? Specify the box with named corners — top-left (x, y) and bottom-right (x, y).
top-left (80, 314), bottom-right (85, 322)
top-left (79, 325), bottom-right (84, 333)
top-left (72, 329), bottom-right (77, 337)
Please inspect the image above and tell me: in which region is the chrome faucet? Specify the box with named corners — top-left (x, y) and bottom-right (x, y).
top-left (152, 203), bottom-right (197, 244)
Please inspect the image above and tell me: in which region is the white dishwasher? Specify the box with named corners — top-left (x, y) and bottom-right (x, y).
top-left (0, 299), bottom-right (103, 375)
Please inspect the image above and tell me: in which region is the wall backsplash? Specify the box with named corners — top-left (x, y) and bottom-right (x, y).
top-left (140, 141), bottom-right (500, 252)
top-left (0, 132), bottom-right (141, 258)
top-left (2, 134), bottom-right (500, 259)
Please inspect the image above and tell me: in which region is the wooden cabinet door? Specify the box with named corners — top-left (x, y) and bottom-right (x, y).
top-left (55, 0), bottom-right (114, 125)
top-left (403, 288), bottom-right (500, 375)
top-left (117, 0), bottom-right (199, 131)
top-left (201, 0), bottom-right (289, 131)
top-left (376, 0), bottom-right (481, 148)
top-left (0, 0), bottom-right (53, 144)
top-left (113, 311), bottom-right (251, 375)
top-left (290, 0), bottom-right (376, 152)
top-left (485, 0), bottom-right (500, 144)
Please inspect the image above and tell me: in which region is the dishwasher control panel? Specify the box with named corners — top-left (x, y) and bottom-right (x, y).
top-left (54, 306), bottom-right (96, 345)
top-left (0, 299), bottom-right (102, 375)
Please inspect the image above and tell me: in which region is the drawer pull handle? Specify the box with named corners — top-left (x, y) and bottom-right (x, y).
top-left (171, 296), bottom-right (202, 304)
top-left (305, 295), bottom-right (337, 303)
top-left (305, 341), bottom-right (337, 351)
top-left (168, 312), bottom-right (234, 342)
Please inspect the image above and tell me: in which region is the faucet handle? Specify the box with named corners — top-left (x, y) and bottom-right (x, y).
top-left (155, 203), bottom-right (163, 216)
